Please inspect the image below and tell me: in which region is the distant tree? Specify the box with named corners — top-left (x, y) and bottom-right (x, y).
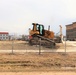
top-left (22, 35), bottom-right (25, 41)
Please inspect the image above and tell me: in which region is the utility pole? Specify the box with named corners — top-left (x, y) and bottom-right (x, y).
top-left (39, 38), bottom-right (41, 55)
top-left (64, 37), bottom-right (66, 54)
top-left (12, 39), bottom-right (14, 54)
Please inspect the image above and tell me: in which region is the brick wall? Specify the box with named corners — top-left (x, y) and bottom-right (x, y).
top-left (66, 22), bottom-right (76, 40)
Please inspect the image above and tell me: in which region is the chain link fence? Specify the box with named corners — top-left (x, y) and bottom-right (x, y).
top-left (0, 39), bottom-right (76, 54)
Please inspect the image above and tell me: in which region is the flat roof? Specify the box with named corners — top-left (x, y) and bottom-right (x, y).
top-left (0, 32), bottom-right (9, 34)
top-left (66, 24), bottom-right (72, 26)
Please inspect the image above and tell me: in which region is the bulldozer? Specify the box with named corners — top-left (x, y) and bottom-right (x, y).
top-left (29, 23), bottom-right (56, 48)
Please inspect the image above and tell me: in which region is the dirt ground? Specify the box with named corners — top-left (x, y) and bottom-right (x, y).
top-left (0, 40), bottom-right (76, 72)
top-left (0, 53), bottom-right (76, 71)
top-left (0, 72), bottom-right (76, 75)
top-left (0, 40), bottom-right (76, 50)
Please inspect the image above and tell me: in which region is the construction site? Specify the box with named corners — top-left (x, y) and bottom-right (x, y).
top-left (1, 0), bottom-right (76, 75)
top-left (0, 23), bottom-right (76, 72)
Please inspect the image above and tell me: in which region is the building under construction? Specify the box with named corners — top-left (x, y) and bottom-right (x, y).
top-left (66, 22), bottom-right (76, 41)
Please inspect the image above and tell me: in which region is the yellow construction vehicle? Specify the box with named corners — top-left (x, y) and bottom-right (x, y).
top-left (29, 23), bottom-right (56, 48)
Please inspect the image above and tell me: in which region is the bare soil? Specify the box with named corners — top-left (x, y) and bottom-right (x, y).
top-left (0, 40), bottom-right (76, 50)
top-left (0, 53), bottom-right (76, 71)
top-left (0, 41), bottom-right (40, 50)
top-left (0, 41), bottom-right (76, 72)
top-left (0, 72), bottom-right (76, 75)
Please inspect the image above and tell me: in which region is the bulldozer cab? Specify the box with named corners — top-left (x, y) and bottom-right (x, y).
top-left (32, 23), bottom-right (44, 36)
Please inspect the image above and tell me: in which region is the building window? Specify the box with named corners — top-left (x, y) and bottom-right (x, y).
top-left (0, 34), bottom-right (2, 36)
top-left (6, 37), bottom-right (8, 39)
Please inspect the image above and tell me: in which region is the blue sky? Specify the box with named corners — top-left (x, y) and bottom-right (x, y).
top-left (0, 0), bottom-right (76, 35)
